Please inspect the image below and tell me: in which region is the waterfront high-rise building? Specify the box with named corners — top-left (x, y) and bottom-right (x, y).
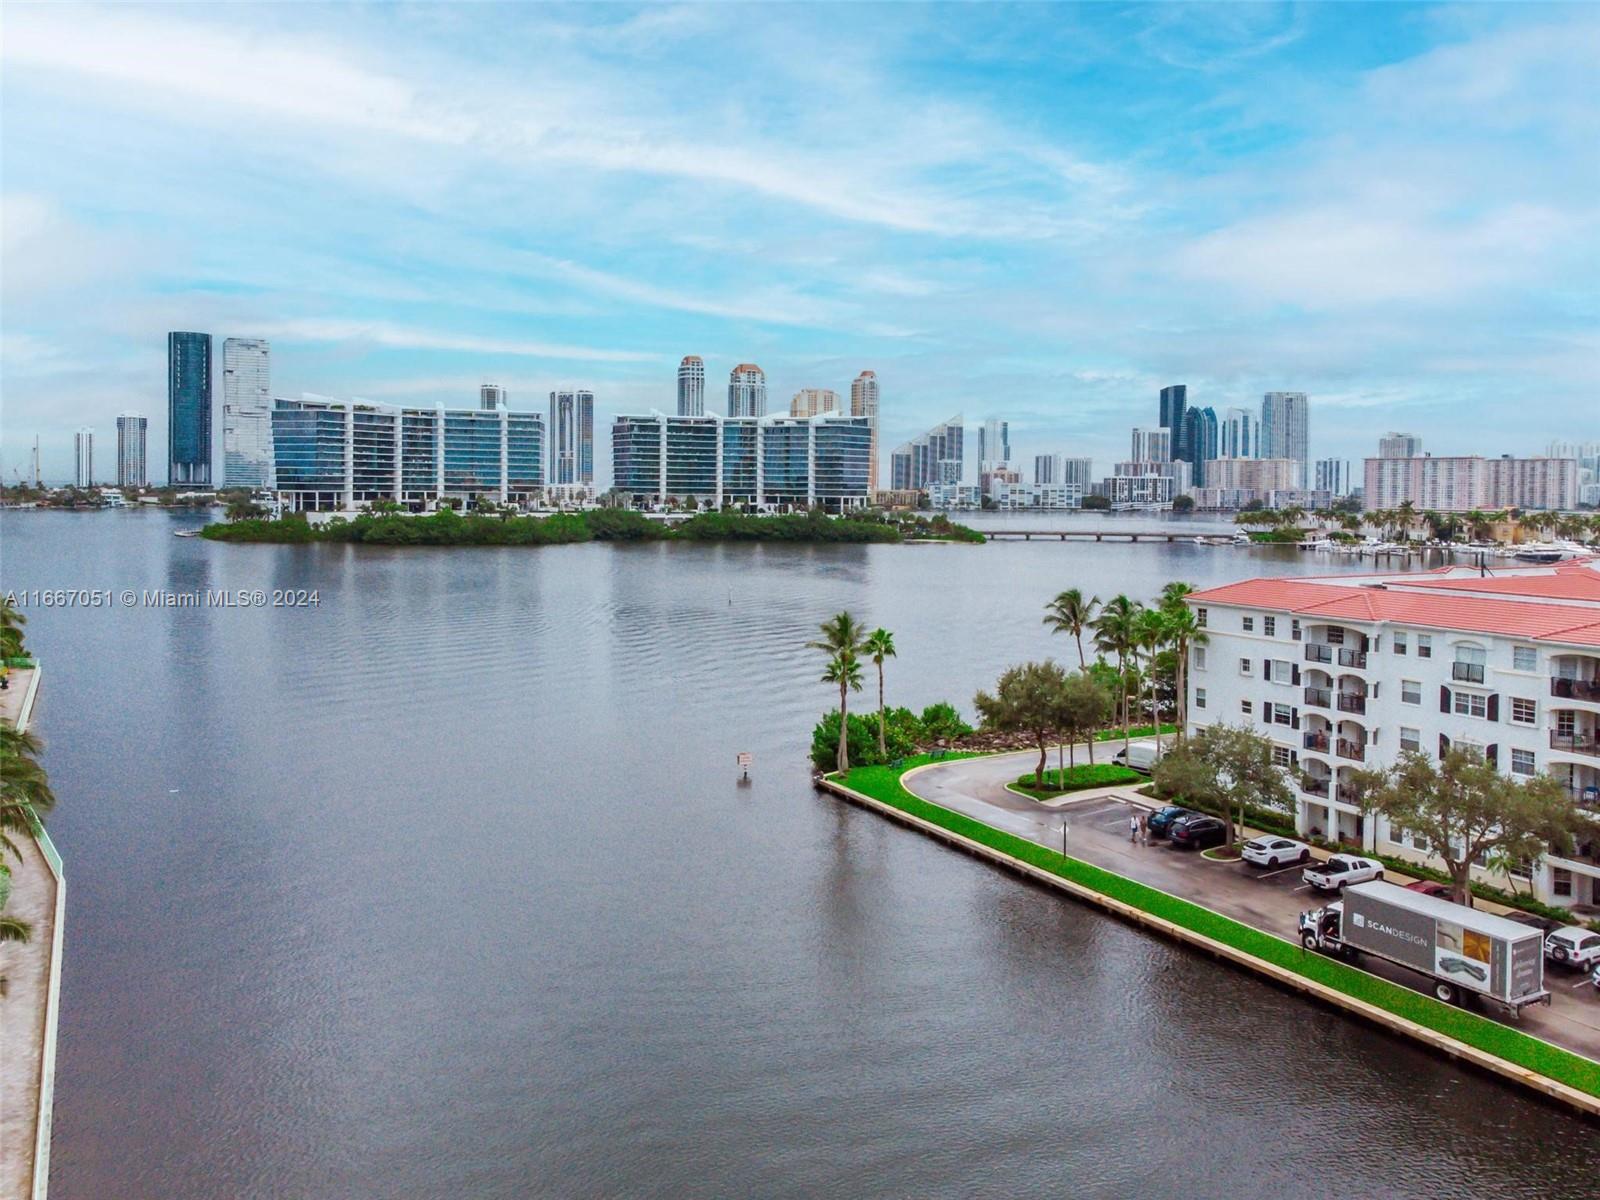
top-left (1362, 454), bottom-right (1578, 513)
top-left (1314, 458), bottom-right (1353, 497)
top-left (1219, 407), bottom-right (1261, 460)
top-left (168, 331), bottom-right (213, 486)
top-left (117, 413), bottom-right (148, 487)
top-left (75, 428), bottom-right (94, 487)
top-left (890, 414), bottom-right (964, 490)
top-left (222, 337), bottom-right (273, 488)
top-left (1378, 432), bottom-right (1422, 459)
top-left (1182, 406), bottom-right (1219, 486)
top-left (549, 389), bottom-right (595, 486)
top-left (480, 383), bottom-right (506, 411)
top-left (611, 410), bottom-right (870, 512)
top-left (270, 395), bottom-right (544, 510)
top-left (978, 418), bottom-right (1010, 468)
top-left (728, 364), bottom-right (767, 418)
top-left (1159, 384), bottom-right (1188, 462)
top-left (1260, 392), bottom-right (1309, 482)
top-left (1034, 454), bottom-right (1062, 485)
top-left (1130, 427), bottom-right (1171, 464)
top-left (790, 388), bottom-right (840, 418)
top-left (849, 370), bottom-right (880, 493)
top-left (677, 356), bottom-right (705, 417)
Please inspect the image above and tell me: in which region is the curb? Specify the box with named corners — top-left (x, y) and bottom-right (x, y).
top-left (820, 773), bottom-right (1600, 1122)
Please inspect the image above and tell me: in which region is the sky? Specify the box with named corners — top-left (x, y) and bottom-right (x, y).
top-left (2, 2), bottom-right (1597, 485)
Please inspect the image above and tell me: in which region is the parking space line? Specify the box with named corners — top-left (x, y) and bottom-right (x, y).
top-left (1253, 863), bottom-right (1306, 879)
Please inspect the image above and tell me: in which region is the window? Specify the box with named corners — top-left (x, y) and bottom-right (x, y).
top-left (1513, 645), bottom-right (1537, 672)
top-left (1290, 619), bottom-right (1301, 641)
top-left (1325, 626), bottom-right (1345, 646)
top-left (1455, 738), bottom-right (1484, 759)
top-left (1553, 868), bottom-right (1573, 898)
top-left (1510, 697), bottom-right (1536, 725)
top-left (1242, 616), bottom-right (1255, 633)
top-left (1511, 748), bottom-right (1536, 776)
top-left (1272, 745), bottom-right (1292, 768)
top-left (1193, 646), bottom-right (1207, 671)
top-left (1393, 631), bottom-right (1408, 655)
top-left (1416, 634), bottom-right (1433, 658)
top-left (1401, 679), bottom-right (1422, 705)
top-left (1266, 659), bottom-right (1294, 684)
top-left (1453, 644), bottom-right (1486, 683)
top-left (1195, 687), bottom-right (1207, 710)
top-left (1263, 616), bottom-right (1277, 637)
top-left (1400, 726), bottom-right (1421, 752)
top-left (1240, 658), bottom-right (1253, 676)
top-left (1268, 703), bottom-right (1293, 726)
top-left (1196, 607), bottom-right (1207, 628)
top-left (1240, 700), bottom-right (1253, 716)
top-left (1453, 691), bottom-right (1488, 719)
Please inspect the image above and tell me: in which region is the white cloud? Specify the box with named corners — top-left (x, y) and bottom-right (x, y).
top-left (253, 319), bottom-right (657, 364)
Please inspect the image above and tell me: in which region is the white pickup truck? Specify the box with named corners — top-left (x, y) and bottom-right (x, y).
top-left (1302, 853), bottom-right (1384, 891)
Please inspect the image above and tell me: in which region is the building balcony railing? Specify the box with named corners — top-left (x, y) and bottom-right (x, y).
top-left (1303, 731), bottom-right (1330, 753)
top-left (1303, 687), bottom-right (1332, 709)
top-left (1550, 732), bottom-right (1600, 758)
top-left (1304, 644), bottom-right (1333, 664)
top-left (1337, 648), bottom-right (1368, 669)
top-left (1552, 677), bottom-right (1600, 703)
top-left (1336, 785), bottom-right (1363, 806)
top-left (1452, 661), bottom-right (1486, 684)
top-left (1300, 775), bottom-right (1331, 798)
top-left (1336, 692), bottom-right (1367, 715)
top-left (1566, 784), bottom-right (1600, 811)
top-left (1336, 738), bottom-right (1367, 762)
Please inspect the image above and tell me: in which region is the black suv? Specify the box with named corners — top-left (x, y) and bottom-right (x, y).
top-left (1169, 815), bottom-right (1228, 850)
top-left (1147, 806), bottom-right (1196, 839)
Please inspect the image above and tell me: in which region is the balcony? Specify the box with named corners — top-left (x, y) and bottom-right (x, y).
top-left (1337, 648), bottom-right (1368, 669)
top-left (1552, 677), bottom-right (1600, 703)
top-left (1336, 784), bottom-right (1363, 806)
top-left (1550, 732), bottom-right (1600, 758)
top-left (1303, 731), bottom-right (1330, 753)
top-left (1336, 692), bottom-right (1367, 715)
top-left (1300, 775), bottom-right (1330, 798)
top-left (1304, 644), bottom-right (1334, 664)
top-left (1303, 686), bottom-right (1332, 709)
top-left (1452, 661), bottom-right (1486, 684)
top-left (1336, 738), bottom-right (1367, 762)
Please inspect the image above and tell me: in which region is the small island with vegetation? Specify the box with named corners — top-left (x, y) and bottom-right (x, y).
top-left (201, 504), bottom-right (986, 547)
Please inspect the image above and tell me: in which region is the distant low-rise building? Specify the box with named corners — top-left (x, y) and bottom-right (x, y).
top-left (986, 480), bottom-right (1082, 510)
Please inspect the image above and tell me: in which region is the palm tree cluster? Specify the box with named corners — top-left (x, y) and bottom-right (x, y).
top-left (1045, 583), bottom-right (1207, 753)
top-left (810, 612), bottom-right (897, 775)
top-left (1, 599), bottom-right (51, 943)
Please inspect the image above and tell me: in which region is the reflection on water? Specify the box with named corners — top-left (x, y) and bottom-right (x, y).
top-left (3, 509), bottom-right (1591, 1200)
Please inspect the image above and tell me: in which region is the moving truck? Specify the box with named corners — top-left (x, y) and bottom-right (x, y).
top-left (1112, 741), bottom-right (1160, 773)
top-left (1299, 880), bottom-right (1550, 1015)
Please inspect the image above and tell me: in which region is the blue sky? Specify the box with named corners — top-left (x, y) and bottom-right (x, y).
top-left (3, 2), bottom-right (1596, 484)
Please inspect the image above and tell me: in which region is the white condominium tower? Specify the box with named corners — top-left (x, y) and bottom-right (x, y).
top-left (549, 389), bottom-right (596, 486)
top-left (790, 388), bottom-right (840, 418)
top-left (1219, 407), bottom-right (1261, 459)
top-left (978, 418), bottom-right (1010, 468)
top-left (222, 337), bottom-right (273, 488)
top-left (481, 383), bottom-right (506, 411)
top-left (1129, 427), bottom-right (1172, 463)
top-left (1260, 391), bottom-right (1309, 480)
top-left (117, 413), bottom-right (148, 487)
top-left (1378, 432), bottom-right (1422, 458)
top-left (727, 363), bottom-right (767, 418)
top-left (75, 427), bottom-right (94, 487)
top-left (677, 356), bottom-right (705, 416)
top-left (850, 370), bottom-right (879, 493)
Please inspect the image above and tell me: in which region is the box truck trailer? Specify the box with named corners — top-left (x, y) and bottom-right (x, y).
top-left (1299, 880), bottom-right (1549, 1015)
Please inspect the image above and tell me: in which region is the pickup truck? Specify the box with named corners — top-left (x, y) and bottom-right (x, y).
top-left (1302, 853), bottom-right (1384, 891)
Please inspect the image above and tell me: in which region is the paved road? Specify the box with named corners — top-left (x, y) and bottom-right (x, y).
top-left (908, 747), bottom-right (1600, 1063)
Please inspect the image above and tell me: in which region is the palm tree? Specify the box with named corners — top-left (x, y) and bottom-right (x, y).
top-left (1, 727), bottom-right (55, 865)
top-left (0, 597), bottom-right (25, 661)
top-left (0, 915), bottom-right (32, 943)
top-left (1134, 606), bottom-right (1168, 740)
top-left (810, 612), bottom-right (867, 775)
top-left (863, 628), bottom-right (897, 758)
top-left (1160, 583), bottom-right (1205, 743)
top-left (1092, 595), bottom-right (1141, 752)
top-left (1043, 589), bottom-right (1098, 668)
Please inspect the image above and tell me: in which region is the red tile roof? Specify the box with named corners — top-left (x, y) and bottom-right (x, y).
top-left (1399, 570), bottom-right (1600, 603)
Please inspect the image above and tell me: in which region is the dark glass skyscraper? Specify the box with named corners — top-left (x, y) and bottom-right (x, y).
top-left (168, 331), bottom-right (213, 486)
top-left (1182, 405), bottom-right (1219, 486)
top-left (1159, 384), bottom-right (1187, 464)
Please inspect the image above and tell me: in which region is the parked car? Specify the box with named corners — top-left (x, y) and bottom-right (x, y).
top-left (1591, 961), bottom-right (1600, 996)
top-left (1111, 742), bottom-right (1161, 773)
top-left (1146, 806), bottom-right (1196, 839)
top-left (1504, 911), bottom-right (1564, 937)
top-left (1404, 880), bottom-right (1452, 899)
top-left (1241, 836), bottom-right (1310, 868)
top-left (1169, 814), bottom-right (1228, 850)
top-left (1302, 854), bottom-right (1384, 891)
top-left (1544, 926), bottom-right (1600, 969)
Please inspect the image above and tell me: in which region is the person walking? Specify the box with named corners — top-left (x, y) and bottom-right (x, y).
top-left (1139, 813), bottom-right (1149, 846)
top-left (1129, 810), bottom-right (1139, 843)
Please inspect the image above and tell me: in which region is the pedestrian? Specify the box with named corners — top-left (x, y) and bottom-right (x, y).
top-left (1139, 813), bottom-right (1149, 846)
top-left (1129, 810), bottom-right (1139, 843)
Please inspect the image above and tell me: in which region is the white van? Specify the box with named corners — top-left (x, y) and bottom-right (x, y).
top-left (1112, 741), bottom-right (1160, 773)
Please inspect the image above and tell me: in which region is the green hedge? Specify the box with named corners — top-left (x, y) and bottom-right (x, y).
top-left (832, 758), bottom-right (1600, 1098)
top-left (1011, 764), bottom-right (1142, 798)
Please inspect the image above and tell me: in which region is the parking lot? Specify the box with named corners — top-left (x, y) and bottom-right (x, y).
top-left (906, 749), bottom-right (1600, 1061)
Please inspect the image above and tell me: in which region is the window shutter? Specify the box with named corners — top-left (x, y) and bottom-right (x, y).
top-left (1262, 697), bottom-right (1271, 724)
top-left (1487, 694), bottom-right (1500, 722)
top-left (1487, 744), bottom-right (1499, 768)
top-left (1440, 686), bottom-right (1451, 713)
top-left (1439, 733), bottom-right (1450, 758)
top-left (1290, 750), bottom-right (1299, 769)
top-left (1371, 682), bottom-right (1379, 699)
top-left (1262, 658), bottom-right (1270, 681)
top-left (1292, 709), bottom-right (1301, 730)
top-left (1292, 665), bottom-right (1301, 686)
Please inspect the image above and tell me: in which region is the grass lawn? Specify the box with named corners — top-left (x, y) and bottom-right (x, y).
top-left (832, 756), bottom-right (1600, 1100)
top-left (1094, 723), bottom-right (1175, 742)
top-left (1010, 763), bottom-right (1142, 799)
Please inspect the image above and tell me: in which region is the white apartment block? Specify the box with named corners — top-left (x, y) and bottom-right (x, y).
top-left (986, 480), bottom-right (1083, 509)
top-left (1204, 457), bottom-right (1299, 492)
top-left (1186, 560), bottom-right (1600, 908)
top-left (1363, 454), bottom-right (1578, 512)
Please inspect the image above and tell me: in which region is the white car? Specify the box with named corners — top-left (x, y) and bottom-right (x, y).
top-left (1241, 836), bottom-right (1311, 869)
top-left (1302, 854), bottom-right (1384, 891)
top-left (1544, 926), bottom-right (1600, 969)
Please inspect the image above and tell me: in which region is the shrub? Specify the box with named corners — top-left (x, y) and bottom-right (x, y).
top-left (1011, 764), bottom-right (1142, 796)
top-left (918, 701), bottom-right (973, 741)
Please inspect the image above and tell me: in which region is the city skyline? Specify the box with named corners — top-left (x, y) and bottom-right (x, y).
top-left (4, 4), bottom-right (1595, 481)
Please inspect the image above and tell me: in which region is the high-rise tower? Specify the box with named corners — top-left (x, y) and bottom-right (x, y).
top-left (727, 364), bottom-right (766, 418)
top-left (677, 356), bottom-right (705, 416)
top-left (850, 370), bottom-right (879, 493)
top-left (117, 413), bottom-right (149, 487)
top-left (222, 336), bottom-right (272, 488)
top-left (168, 331), bottom-right (213, 486)
top-left (549, 389), bottom-right (595, 486)
top-left (1261, 392), bottom-right (1309, 484)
